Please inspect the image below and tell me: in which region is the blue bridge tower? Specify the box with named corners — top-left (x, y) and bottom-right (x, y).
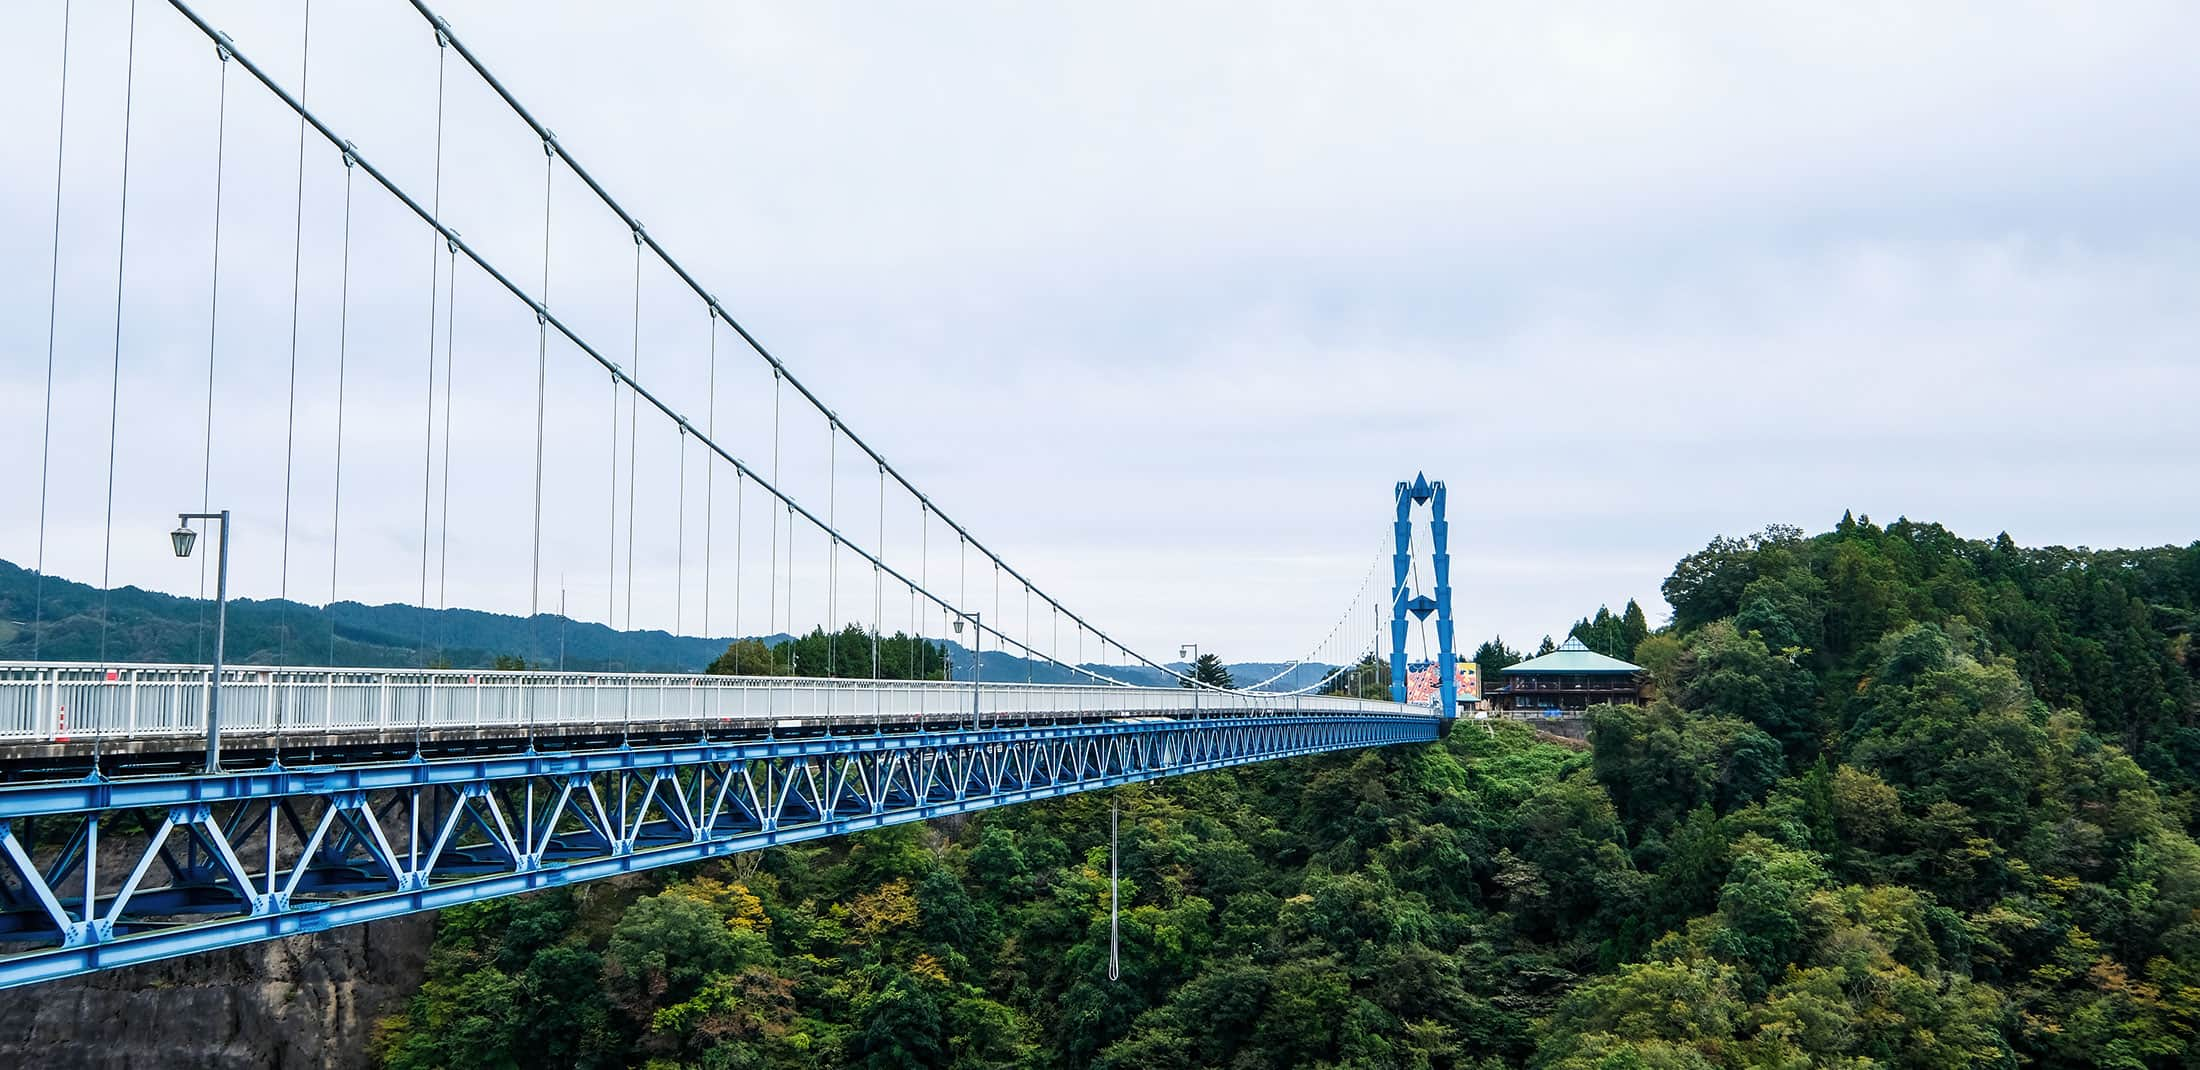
top-left (1389, 473), bottom-right (1458, 718)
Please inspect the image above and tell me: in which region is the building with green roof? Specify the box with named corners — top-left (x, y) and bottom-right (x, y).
top-left (1490, 636), bottom-right (1647, 713)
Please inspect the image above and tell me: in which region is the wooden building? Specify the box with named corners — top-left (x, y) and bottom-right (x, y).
top-left (1490, 636), bottom-right (1646, 713)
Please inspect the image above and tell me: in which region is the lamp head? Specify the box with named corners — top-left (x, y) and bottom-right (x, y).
top-left (952, 618), bottom-right (965, 635)
top-left (170, 523), bottom-right (199, 559)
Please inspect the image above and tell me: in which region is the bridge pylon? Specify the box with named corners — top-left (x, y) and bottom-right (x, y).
top-left (1389, 473), bottom-right (1458, 718)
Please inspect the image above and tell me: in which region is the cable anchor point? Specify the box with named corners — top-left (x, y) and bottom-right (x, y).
top-left (214, 32), bottom-right (235, 63)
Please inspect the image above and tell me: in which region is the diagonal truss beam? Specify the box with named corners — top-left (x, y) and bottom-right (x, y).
top-left (0, 714), bottom-right (1432, 988)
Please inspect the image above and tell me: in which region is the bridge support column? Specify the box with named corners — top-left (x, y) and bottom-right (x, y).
top-left (1390, 473), bottom-right (1459, 719)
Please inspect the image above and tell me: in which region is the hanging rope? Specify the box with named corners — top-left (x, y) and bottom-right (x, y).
top-left (277, 0), bottom-right (313, 667)
top-left (703, 304), bottom-right (716, 635)
top-left (1109, 799), bottom-right (1121, 982)
top-left (873, 463), bottom-right (884, 681)
top-left (624, 228), bottom-right (643, 633)
top-left (826, 421), bottom-right (839, 677)
top-left (958, 534), bottom-right (968, 672)
top-left (32, 0), bottom-right (74, 661)
top-left (436, 235), bottom-right (457, 618)
top-left (675, 425), bottom-right (687, 636)
top-left (783, 504), bottom-right (797, 674)
top-left (328, 145), bottom-right (356, 666)
top-left (916, 502), bottom-right (928, 679)
top-left (194, 36), bottom-right (233, 665)
top-left (98, 0), bottom-right (141, 668)
top-left (768, 370), bottom-right (781, 672)
top-left (417, 28), bottom-right (447, 664)
top-left (733, 468), bottom-right (744, 648)
top-left (435, 20), bottom-right (462, 634)
top-left (529, 136), bottom-right (553, 623)
top-left (605, 369), bottom-right (619, 630)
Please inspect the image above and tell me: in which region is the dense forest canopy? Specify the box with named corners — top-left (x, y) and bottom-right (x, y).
top-left (376, 517), bottom-right (2200, 1068)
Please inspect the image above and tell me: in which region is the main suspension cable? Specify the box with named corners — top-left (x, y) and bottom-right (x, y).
top-left (394, 0), bottom-right (1256, 690)
top-left (161, 0), bottom-right (1169, 686)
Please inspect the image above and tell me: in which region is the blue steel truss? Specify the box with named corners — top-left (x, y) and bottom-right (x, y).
top-left (0, 713), bottom-right (1433, 989)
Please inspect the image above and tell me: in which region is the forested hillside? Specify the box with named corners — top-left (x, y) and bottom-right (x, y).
top-left (0, 561), bottom-right (1325, 687)
top-left (373, 517), bottom-right (2200, 1068)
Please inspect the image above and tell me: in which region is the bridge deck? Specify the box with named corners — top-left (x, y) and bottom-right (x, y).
top-left (0, 670), bottom-right (1432, 988)
top-left (0, 662), bottom-right (1406, 773)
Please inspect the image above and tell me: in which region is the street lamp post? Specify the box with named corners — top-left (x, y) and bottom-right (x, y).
top-left (1180, 643), bottom-right (1201, 713)
top-left (954, 611), bottom-right (982, 730)
top-left (170, 510), bottom-right (232, 774)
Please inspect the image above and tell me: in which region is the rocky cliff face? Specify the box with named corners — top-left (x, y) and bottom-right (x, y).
top-left (0, 915), bottom-right (434, 1070)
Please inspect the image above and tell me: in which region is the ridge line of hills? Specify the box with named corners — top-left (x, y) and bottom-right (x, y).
top-left (0, 560), bottom-right (1338, 689)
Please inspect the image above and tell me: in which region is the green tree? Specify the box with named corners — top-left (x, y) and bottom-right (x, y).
top-left (1181, 653), bottom-right (1234, 688)
top-left (1472, 636), bottom-right (1522, 682)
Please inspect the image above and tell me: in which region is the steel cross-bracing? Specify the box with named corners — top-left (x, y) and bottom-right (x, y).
top-left (0, 675), bottom-right (1433, 990)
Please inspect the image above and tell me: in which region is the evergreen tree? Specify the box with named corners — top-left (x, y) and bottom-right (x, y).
top-left (1180, 652), bottom-right (1234, 688)
top-left (1621, 599), bottom-right (1650, 653)
top-left (1472, 636), bottom-right (1522, 682)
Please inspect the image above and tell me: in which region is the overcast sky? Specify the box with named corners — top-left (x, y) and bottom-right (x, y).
top-left (3, 1), bottom-right (2196, 670)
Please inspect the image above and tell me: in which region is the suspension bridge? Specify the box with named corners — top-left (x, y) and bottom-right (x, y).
top-left (0, 0), bottom-right (1462, 989)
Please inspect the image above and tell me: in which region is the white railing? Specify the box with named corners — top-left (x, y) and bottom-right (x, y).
top-left (0, 662), bottom-right (1423, 745)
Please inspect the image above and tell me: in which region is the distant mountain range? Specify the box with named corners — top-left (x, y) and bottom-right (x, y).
top-left (0, 560), bottom-right (1336, 689)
